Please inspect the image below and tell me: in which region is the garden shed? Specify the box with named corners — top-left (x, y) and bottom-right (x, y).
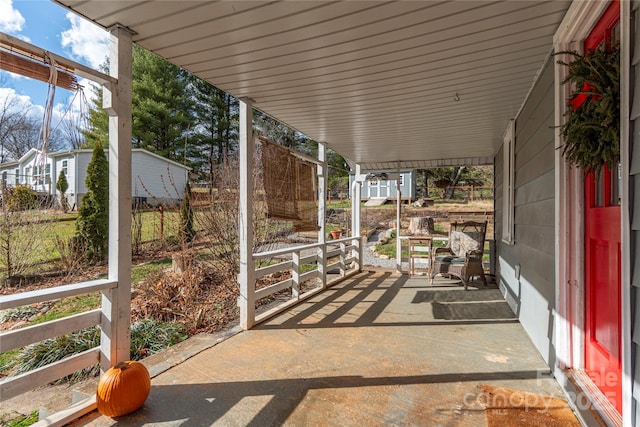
top-left (349, 169), bottom-right (417, 202)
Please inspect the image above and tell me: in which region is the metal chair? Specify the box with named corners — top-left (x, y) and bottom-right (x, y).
top-left (429, 221), bottom-right (487, 290)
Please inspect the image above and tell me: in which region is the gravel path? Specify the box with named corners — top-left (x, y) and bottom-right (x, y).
top-left (363, 229), bottom-right (423, 271)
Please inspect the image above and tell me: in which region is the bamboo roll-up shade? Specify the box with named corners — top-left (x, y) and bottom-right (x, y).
top-left (260, 138), bottom-right (318, 230)
top-left (0, 50), bottom-right (78, 90)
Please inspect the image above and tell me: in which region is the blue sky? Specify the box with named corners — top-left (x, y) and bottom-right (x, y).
top-left (1, 0), bottom-right (109, 117)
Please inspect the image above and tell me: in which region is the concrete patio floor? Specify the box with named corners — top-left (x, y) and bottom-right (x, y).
top-left (71, 270), bottom-right (574, 426)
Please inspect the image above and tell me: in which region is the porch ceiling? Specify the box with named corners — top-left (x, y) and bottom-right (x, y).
top-left (54, 1), bottom-right (570, 170)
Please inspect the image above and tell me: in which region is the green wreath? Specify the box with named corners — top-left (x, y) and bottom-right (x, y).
top-left (556, 43), bottom-right (620, 174)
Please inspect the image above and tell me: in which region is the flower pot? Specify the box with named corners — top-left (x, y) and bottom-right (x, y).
top-left (330, 230), bottom-right (342, 239)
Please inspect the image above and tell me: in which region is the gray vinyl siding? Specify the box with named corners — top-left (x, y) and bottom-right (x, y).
top-left (75, 152), bottom-right (92, 195)
top-left (630, 2), bottom-right (640, 421)
top-left (495, 56), bottom-right (556, 367)
top-left (132, 151), bottom-right (188, 204)
top-left (74, 152), bottom-right (92, 207)
top-left (0, 148), bottom-right (188, 209)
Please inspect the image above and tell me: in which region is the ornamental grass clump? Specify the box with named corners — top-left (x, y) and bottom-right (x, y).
top-left (556, 43), bottom-right (620, 174)
top-left (6, 320), bottom-right (185, 383)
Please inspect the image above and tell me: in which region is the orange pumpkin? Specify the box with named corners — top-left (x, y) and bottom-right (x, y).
top-left (96, 360), bottom-right (151, 417)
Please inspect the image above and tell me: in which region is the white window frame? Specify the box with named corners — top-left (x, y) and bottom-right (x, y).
top-left (14, 169), bottom-right (18, 185)
top-left (502, 119), bottom-right (515, 245)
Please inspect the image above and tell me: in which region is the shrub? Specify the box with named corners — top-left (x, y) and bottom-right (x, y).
top-left (54, 236), bottom-right (89, 277)
top-left (76, 144), bottom-right (108, 261)
top-left (56, 170), bottom-right (70, 212)
top-left (180, 181), bottom-right (195, 243)
top-left (8, 186), bottom-right (36, 211)
top-left (0, 187), bottom-right (54, 281)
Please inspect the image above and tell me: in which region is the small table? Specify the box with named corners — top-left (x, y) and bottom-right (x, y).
top-left (405, 236), bottom-right (433, 276)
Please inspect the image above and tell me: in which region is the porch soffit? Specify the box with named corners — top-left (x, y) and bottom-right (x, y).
top-left (54, 0), bottom-right (571, 169)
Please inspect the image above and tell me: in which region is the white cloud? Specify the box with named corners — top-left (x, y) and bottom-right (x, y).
top-left (0, 87), bottom-right (36, 115)
top-left (0, 0), bottom-right (25, 34)
top-left (60, 13), bottom-right (109, 69)
top-left (0, 87), bottom-right (71, 128)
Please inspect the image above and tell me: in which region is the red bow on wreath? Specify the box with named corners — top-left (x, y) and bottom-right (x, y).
top-left (567, 82), bottom-right (600, 111)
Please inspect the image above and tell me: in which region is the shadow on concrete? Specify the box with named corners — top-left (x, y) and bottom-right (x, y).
top-left (97, 370), bottom-right (545, 427)
top-left (69, 269), bottom-right (562, 427)
top-left (261, 270), bottom-right (517, 330)
top-left (412, 289), bottom-right (517, 320)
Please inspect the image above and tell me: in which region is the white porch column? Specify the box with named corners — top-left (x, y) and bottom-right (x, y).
top-left (238, 98), bottom-right (255, 330)
top-left (395, 164), bottom-right (402, 273)
top-left (351, 164), bottom-right (362, 271)
top-left (317, 142), bottom-right (327, 286)
top-left (620, 1), bottom-right (632, 423)
top-left (102, 25), bottom-right (133, 370)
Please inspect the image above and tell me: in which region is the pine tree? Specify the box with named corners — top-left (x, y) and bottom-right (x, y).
top-left (76, 144), bottom-right (109, 261)
top-left (56, 169), bottom-right (69, 212)
top-left (132, 46), bottom-right (194, 161)
top-left (189, 76), bottom-right (238, 179)
top-left (83, 46), bottom-right (196, 161)
top-left (82, 84), bottom-right (108, 149)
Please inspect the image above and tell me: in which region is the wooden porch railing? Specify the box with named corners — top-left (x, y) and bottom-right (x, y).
top-left (0, 279), bottom-right (116, 401)
top-left (252, 236), bottom-right (362, 325)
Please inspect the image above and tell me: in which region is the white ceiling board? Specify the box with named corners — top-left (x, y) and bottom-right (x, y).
top-left (54, 0), bottom-right (571, 170)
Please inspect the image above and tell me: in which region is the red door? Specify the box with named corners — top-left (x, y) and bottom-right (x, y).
top-left (583, 0), bottom-right (622, 413)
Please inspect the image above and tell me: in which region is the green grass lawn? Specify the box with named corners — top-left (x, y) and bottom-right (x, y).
top-left (1, 209), bottom-right (185, 269)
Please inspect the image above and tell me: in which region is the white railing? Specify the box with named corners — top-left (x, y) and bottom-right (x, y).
top-left (0, 236), bottom-right (362, 405)
top-left (0, 279), bottom-right (117, 401)
top-left (252, 235), bottom-right (362, 324)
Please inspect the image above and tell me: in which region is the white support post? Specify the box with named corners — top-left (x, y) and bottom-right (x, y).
top-left (317, 142), bottom-right (327, 287)
top-left (620, 1), bottom-right (632, 423)
top-left (238, 98), bottom-right (255, 330)
top-left (351, 164), bottom-right (363, 271)
top-left (102, 25), bottom-right (132, 371)
top-left (395, 163), bottom-right (402, 273)
top-left (292, 251), bottom-right (300, 300)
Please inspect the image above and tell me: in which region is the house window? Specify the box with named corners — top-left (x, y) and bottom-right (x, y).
top-left (33, 166), bottom-right (42, 185)
top-left (25, 167), bottom-right (31, 185)
top-left (61, 160), bottom-right (68, 175)
top-left (45, 164), bottom-right (51, 185)
top-left (399, 174), bottom-right (405, 186)
top-left (502, 120), bottom-right (515, 245)
top-left (14, 169), bottom-right (18, 185)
